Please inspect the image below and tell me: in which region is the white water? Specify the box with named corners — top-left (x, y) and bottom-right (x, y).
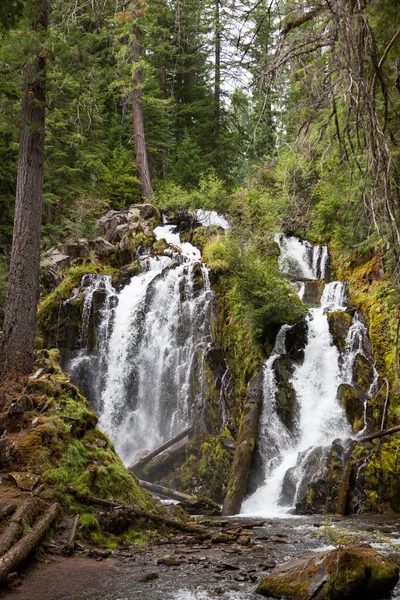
top-left (276, 235), bottom-right (329, 281)
top-left (91, 225), bottom-right (212, 465)
top-left (242, 237), bottom-right (352, 517)
top-left (191, 209), bottom-right (231, 230)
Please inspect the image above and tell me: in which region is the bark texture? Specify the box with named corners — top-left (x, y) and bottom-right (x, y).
top-left (132, 4), bottom-right (153, 199)
top-left (0, 1), bottom-right (48, 379)
top-left (222, 368), bottom-right (264, 516)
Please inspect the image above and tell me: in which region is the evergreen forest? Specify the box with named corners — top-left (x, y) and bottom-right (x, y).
top-left (0, 1), bottom-right (400, 598)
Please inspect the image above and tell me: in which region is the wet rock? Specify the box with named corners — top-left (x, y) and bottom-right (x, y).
top-left (273, 356), bottom-right (299, 433)
top-left (285, 320), bottom-right (308, 362)
top-left (179, 497), bottom-right (222, 517)
top-left (157, 555), bottom-right (181, 566)
top-left (192, 262), bottom-right (205, 295)
top-left (259, 560), bottom-right (277, 570)
top-left (352, 354), bottom-right (375, 394)
top-left (337, 384), bottom-right (365, 433)
top-left (256, 546), bottom-right (399, 599)
top-left (302, 280), bottom-right (325, 305)
top-left (328, 311), bottom-right (352, 352)
top-left (140, 572), bottom-right (159, 582)
top-left (9, 471), bottom-right (40, 491)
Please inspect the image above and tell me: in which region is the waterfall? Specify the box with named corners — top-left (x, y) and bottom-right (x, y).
top-left (242, 237), bottom-right (353, 517)
top-left (66, 224), bottom-right (212, 466)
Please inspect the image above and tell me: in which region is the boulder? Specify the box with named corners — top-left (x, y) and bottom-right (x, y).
top-left (353, 353), bottom-right (375, 394)
top-left (337, 384), bottom-right (365, 433)
top-left (256, 546), bottom-right (399, 600)
top-left (129, 203), bottom-right (161, 222)
top-left (273, 356), bottom-right (299, 433)
top-left (285, 320), bottom-right (308, 362)
top-left (62, 240), bottom-right (89, 260)
top-left (50, 253), bottom-right (70, 269)
top-left (9, 472), bottom-right (40, 491)
top-left (328, 311), bottom-right (352, 352)
top-left (88, 237), bottom-right (116, 260)
top-left (302, 280), bottom-right (325, 305)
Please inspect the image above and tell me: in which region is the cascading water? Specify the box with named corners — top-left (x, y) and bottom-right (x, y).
top-left (242, 237), bottom-right (355, 517)
top-left (67, 224), bottom-right (212, 466)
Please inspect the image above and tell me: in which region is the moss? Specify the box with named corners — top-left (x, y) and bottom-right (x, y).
top-left (328, 311), bottom-right (352, 352)
top-left (152, 237), bottom-right (169, 255)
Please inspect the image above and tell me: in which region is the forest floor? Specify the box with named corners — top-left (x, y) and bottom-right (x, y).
top-left (0, 514), bottom-right (399, 600)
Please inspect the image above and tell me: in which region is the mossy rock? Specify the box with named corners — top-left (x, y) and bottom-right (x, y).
top-left (353, 353), bottom-right (375, 394)
top-left (328, 311), bottom-right (352, 352)
top-left (303, 280), bottom-right (325, 305)
top-left (273, 356), bottom-right (299, 433)
top-left (256, 546), bottom-right (399, 599)
top-left (337, 384), bottom-right (365, 433)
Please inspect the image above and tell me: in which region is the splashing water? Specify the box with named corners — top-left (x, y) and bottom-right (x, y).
top-left (242, 239), bottom-right (352, 517)
top-left (275, 235), bottom-right (329, 281)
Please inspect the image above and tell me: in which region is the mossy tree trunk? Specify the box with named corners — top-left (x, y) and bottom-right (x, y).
top-left (222, 368), bottom-right (263, 516)
top-left (0, 1), bottom-right (48, 380)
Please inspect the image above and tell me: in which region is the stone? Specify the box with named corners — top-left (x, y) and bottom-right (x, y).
top-left (50, 253), bottom-right (71, 269)
top-left (273, 356), bottom-right (299, 433)
top-left (62, 240), bottom-right (89, 260)
top-left (9, 472), bottom-right (40, 491)
top-left (302, 280), bottom-right (325, 305)
top-left (157, 555), bottom-right (181, 566)
top-left (88, 237), bottom-right (117, 259)
top-left (256, 546), bottom-right (399, 599)
top-left (337, 384), bottom-right (365, 433)
top-left (129, 203), bottom-right (161, 222)
top-left (8, 396), bottom-right (32, 417)
top-left (353, 353), bottom-right (375, 394)
top-left (328, 311), bottom-right (352, 352)
top-left (285, 320), bottom-right (308, 362)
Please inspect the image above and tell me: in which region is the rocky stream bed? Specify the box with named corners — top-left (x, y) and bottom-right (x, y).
top-left (0, 514), bottom-right (399, 600)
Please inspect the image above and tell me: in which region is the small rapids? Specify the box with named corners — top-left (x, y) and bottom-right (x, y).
top-left (242, 236), bottom-right (375, 518)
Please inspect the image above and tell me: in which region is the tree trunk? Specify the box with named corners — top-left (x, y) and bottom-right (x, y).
top-left (214, 0), bottom-right (221, 140)
top-left (138, 479), bottom-right (194, 503)
top-left (0, 503), bottom-right (59, 584)
top-left (128, 426), bottom-right (193, 474)
top-left (132, 4), bottom-right (153, 199)
top-left (222, 368), bottom-right (264, 516)
top-left (0, 1), bottom-right (48, 380)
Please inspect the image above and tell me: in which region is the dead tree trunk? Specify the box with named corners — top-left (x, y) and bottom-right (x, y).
top-left (128, 426), bottom-right (193, 474)
top-left (138, 480), bottom-right (194, 503)
top-left (0, 499), bottom-right (43, 556)
top-left (358, 424), bottom-right (400, 443)
top-left (131, 3), bottom-right (153, 199)
top-left (0, 503), bottom-right (59, 584)
top-left (0, 1), bottom-right (48, 380)
top-left (222, 368), bottom-right (263, 516)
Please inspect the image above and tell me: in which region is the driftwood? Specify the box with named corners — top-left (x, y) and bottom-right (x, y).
top-left (358, 424), bottom-right (400, 443)
top-left (222, 369), bottom-right (263, 516)
top-left (128, 427), bottom-right (194, 474)
top-left (85, 495), bottom-right (204, 534)
top-left (138, 480), bottom-right (193, 503)
top-left (0, 499), bottom-right (43, 556)
top-left (0, 502), bottom-right (59, 584)
top-left (62, 514), bottom-right (80, 556)
top-left (0, 505), bottom-right (17, 523)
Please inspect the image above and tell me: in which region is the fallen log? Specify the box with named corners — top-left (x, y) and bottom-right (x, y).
top-left (0, 499), bottom-right (43, 556)
top-left (62, 514), bottom-right (80, 556)
top-left (138, 480), bottom-right (193, 503)
top-left (358, 424), bottom-right (400, 443)
top-left (0, 502), bottom-right (59, 584)
top-left (128, 427), bottom-right (194, 474)
top-left (222, 369), bottom-right (263, 516)
top-left (84, 495), bottom-right (204, 534)
top-left (141, 441), bottom-right (189, 482)
top-left (0, 505), bottom-right (17, 523)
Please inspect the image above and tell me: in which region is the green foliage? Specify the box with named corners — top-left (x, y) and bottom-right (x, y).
top-left (156, 171), bottom-right (229, 214)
